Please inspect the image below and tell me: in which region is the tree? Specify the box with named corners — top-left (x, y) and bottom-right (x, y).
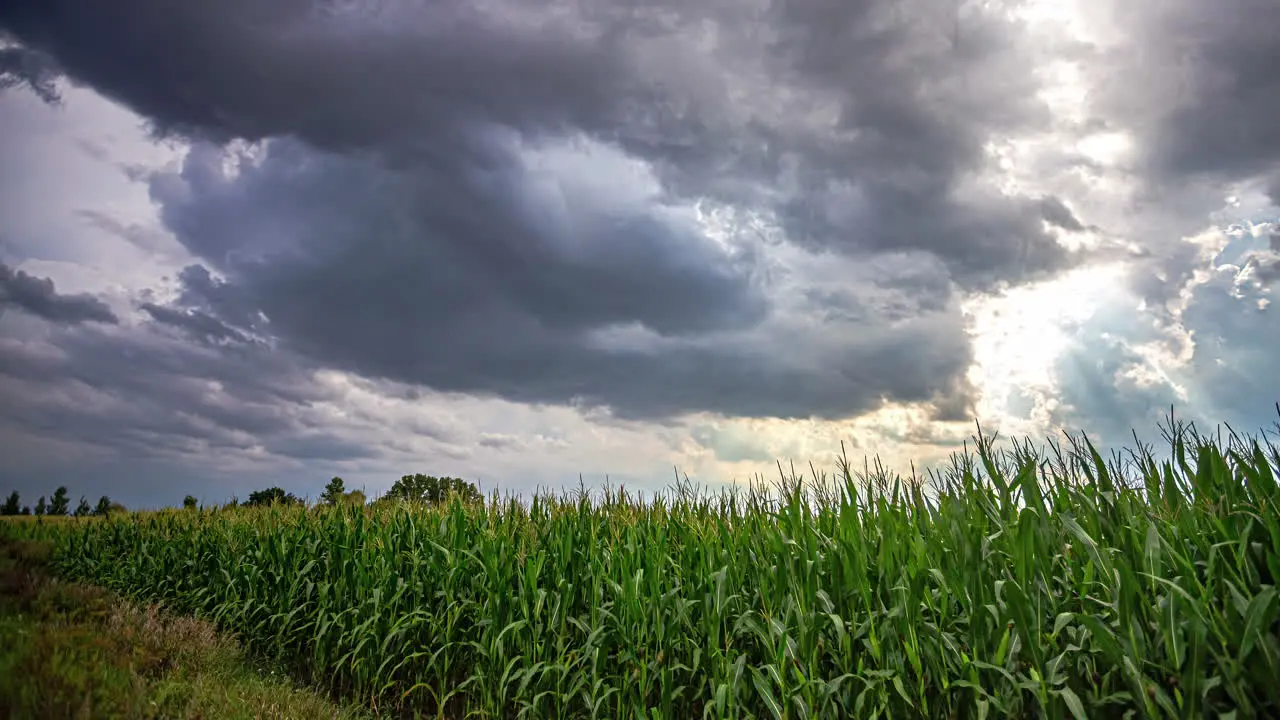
top-left (244, 487), bottom-right (302, 508)
top-left (1, 491), bottom-right (18, 516)
top-left (48, 486), bottom-right (70, 516)
top-left (380, 474), bottom-right (482, 506)
top-left (34, 496), bottom-right (46, 516)
top-left (74, 496), bottom-right (92, 517)
top-left (320, 477), bottom-right (346, 505)
top-left (19, 506), bottom-right (30, 516)
top-left (93, 496), bottom-right (113, 517)
top-left (183, 495), bottom-right (198, 510)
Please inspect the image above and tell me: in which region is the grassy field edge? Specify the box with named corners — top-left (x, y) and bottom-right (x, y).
top-left (0, 536), bottom-right (371, 720)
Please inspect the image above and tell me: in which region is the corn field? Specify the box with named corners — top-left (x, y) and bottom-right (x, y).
top-left (5, 416), bottom-right (1280, 719)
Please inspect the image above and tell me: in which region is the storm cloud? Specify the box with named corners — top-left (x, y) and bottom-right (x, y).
top-left (3, 0), bottom-right (1280, 505)
top-left (0, 0), bottom-right (1064, 422)
top-left (0, 262), bottom-right (118, 324)
top-left (1090, 0), bottom-right (1280, 187)
top-left (133, 135), bottom-right (972, 421)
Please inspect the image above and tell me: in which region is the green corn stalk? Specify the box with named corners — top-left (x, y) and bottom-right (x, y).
top-left (4, 410), bottom-right (1278, 718)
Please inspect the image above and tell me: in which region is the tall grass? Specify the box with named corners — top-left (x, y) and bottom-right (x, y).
top-left (6, 413), bottom-right (1279, 718)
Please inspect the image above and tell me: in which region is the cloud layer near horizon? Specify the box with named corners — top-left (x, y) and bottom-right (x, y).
top-left (1, 0), bottom-right (1278, 507)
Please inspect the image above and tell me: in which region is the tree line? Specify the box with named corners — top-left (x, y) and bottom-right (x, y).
top-left (224, 474), bottom-right (482, 508)
top-left (1, 486), bottom-right (125, 517)
top-left (3, 473), bottom-right (481, 517)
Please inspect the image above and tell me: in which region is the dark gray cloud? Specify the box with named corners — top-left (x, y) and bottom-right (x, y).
top-left (0, 262), bottom-right (118, 324)
top-left (0, 0), bottom-right (1094, 418)
top-left (1094, 0), bottom-right (1280, 188)
top-left (137, 137), bottom-right (920, 421)
top-left (0, 0), bottom-right (1073, 422)
top-left (149, 139), bottom-right (768, 342)
top-left (140, 302), bottom-right (251, 345)
top-left (10, 0), bottom-right (1280, 476)
top-left (0, 320), bottom-right (451, 513)
top-left (1039, 196), bottom-right (1087, 233)
top-left (0, 42), bottom-right (60, 105)
top-left (1, 0), bottom-right (1050, 422)
top-left (263, 433), bottom-right (380, 462)
top-left (0, 325), bottom-right (322, 457)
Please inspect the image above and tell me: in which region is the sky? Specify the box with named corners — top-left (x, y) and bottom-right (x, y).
top-left (1, 0), bottom-right (1278, 509)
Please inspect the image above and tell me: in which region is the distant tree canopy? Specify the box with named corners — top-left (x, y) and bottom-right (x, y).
top-left (3, 489), bottom-right (123, 517)
top-left (5, 478), bottom-right (476, 516)
top-left (380, 474), bottom-right (481, 506)
top-left (93, 496), bottom-right (123, 517)
top-left (48, 486), bottom-right (70, 516)
top-left (243, 487), bottom-right (303, 508)
top-left (318, 477), bottom-right (367, 506)
top-left (1, 491), bottom-right (18, 516)
top-left (320, 477), bottom-right (346, 505)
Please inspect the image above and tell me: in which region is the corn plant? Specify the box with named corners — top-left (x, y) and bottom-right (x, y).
top-left (4, 412), bottom-right (1278, 718)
